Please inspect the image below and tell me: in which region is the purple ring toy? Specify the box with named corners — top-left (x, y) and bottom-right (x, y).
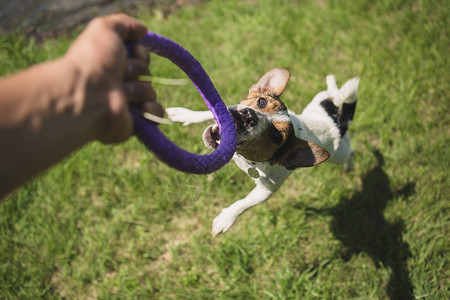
top-left (128, 31), bottom-right (237, 174)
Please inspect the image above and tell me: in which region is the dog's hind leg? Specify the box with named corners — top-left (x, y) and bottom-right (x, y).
top-left (343, 149), bottom-right (355, 172)
top-left (332, 77), bottom-right (359, 138)
top-left (326, 74), bottom-right (340, 98)
top-left (334, 77), bottom-right (359, 171)
top-left (317, 76), bottom-right (359, 170)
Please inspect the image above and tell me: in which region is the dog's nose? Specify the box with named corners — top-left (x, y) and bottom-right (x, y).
top-left (228, 106), bottom-right (258, 130)
top-left (238, 107), bottom-right (258, 127)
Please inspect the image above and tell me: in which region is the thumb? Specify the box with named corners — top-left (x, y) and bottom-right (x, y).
top-left (99, 88), bottom-right (133, 144)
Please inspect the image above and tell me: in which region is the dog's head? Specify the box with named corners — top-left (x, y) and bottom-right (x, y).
top-left (203, 68), bottom-right (329, 170)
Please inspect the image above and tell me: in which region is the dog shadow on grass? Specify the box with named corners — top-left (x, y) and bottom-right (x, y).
top-left (308, 150), bottom-right (416, 299)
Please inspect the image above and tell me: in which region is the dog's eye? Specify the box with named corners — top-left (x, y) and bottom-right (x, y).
top-left (257, 97), bottom-right (267, 108)
top-left (271, 129), bottom-right (283, 145)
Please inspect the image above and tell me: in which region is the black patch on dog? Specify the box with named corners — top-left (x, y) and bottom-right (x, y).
top-left (320, 99), bottom-right (357, 137)
top-left (338, 102), bottom-right (357, 137)
top-left (270, 127), bottom-right (284, 145)
top-left (320, 99), bottom-right (339, 124)
top-left (269, 124), bottom-right (297, 162)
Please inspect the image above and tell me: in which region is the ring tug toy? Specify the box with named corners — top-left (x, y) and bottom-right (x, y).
top-left (127, 32), bottom-right (237, 174)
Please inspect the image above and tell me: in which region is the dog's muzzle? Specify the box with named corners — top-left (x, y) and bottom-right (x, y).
top-left (228, 106), bottom-right (259, 133)
top-left (203, 106), bottom-right (259, 149)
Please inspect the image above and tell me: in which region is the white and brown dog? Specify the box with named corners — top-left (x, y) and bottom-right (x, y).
top-left (166, 68), bottom-right (359, 236)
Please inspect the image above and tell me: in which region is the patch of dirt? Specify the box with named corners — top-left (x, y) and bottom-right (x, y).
top-left (0, 0), bottom-right (205, 41)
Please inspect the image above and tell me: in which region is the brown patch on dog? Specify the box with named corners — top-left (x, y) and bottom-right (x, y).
top-left (240, 96), bottom-right (287, 115)
top-left (273, 120), bottom-right (292, 145)
top-left (236, 125), bottom-right (281, 162)
top-left (241, 68), bottom-right (290, 114)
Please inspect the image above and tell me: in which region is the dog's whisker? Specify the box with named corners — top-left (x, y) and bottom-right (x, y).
top-left (222, 92), bottom-right (234, 107)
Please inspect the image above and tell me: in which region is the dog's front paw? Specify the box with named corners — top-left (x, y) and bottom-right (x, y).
top-left (212, 207), bottom-right (239, 236)
top-left (166, 107), bottom-right (195, 126)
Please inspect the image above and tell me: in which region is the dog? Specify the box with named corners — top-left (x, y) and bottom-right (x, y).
top-left (166, 68), bottom-right (359, 236)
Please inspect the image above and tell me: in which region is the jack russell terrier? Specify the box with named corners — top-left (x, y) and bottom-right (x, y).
top-left (166, 68), bottom-right (359, 236)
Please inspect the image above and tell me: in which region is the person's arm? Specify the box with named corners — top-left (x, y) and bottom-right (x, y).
top-left (0, 14), bottom-right (161, 198)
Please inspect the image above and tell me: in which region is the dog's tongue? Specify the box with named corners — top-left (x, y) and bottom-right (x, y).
top-left (202, 124), bottom-right (220, 149)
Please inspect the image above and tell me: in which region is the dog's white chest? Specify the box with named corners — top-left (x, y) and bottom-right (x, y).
top-left (233, 154), bottom-right (292, 191)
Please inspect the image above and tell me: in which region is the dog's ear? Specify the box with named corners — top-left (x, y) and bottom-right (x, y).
top-left (275, 138), bottom-right (329, 170)
top-left (248, 68), bottom-right (290, 97)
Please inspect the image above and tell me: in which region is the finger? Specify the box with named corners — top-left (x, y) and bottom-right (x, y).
top-left (142, 101), bottom-right (165, 118)
top-left (123, 81), bottom-right (157, 103)
top-left (131, 44), bottom-right (150, 64)
top-left (102, 13), bottom-right (148, 42)
top-left (100, 88), bottom-right (133, 144)
top-left (124, 59), bottom-right (150, 81)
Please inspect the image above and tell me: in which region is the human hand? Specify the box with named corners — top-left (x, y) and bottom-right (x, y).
top-left (64, 13), bottom-right (162, 144)
top-left (0, 13), bottom-right (166, 197)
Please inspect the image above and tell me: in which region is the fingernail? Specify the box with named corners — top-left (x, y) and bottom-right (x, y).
top-left (142, 102), bottom-right (164, 118)
top-left (135, 45), bottom-right (149, 62)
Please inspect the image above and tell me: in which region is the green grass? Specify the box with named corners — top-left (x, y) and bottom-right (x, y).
top-left (0, 0), bottom-right (448, 298)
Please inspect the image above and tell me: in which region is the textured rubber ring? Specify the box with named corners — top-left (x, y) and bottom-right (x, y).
top-left (128, 31), bottom-right (236, 174)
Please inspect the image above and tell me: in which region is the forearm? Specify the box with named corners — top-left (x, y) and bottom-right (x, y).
top-left (0, 57), bottom-right (104, 197)
top-left (0, 14), bottom-right (157, 198)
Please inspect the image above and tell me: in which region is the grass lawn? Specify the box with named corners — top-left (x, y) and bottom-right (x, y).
top-left (0, 0), bottom-right (448, 298)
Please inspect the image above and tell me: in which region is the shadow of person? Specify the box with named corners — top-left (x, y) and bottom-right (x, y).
top-left (328, 150), bottom-right (415, 299)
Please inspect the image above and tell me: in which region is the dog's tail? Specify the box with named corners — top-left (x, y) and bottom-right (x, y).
top-left (325, 75), bottom-right (359, 137)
